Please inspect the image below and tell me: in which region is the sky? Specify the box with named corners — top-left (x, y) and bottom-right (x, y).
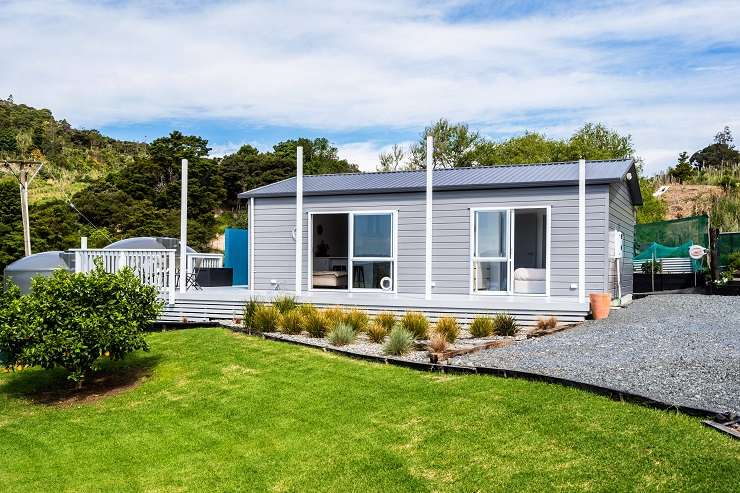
top-left (1, 0), bottom-right (739, 174)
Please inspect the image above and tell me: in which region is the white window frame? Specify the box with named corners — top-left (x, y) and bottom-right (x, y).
top-left (469, 206), bottom-right (551, 297)
top-left (307, 210), bottom-right (398, 293)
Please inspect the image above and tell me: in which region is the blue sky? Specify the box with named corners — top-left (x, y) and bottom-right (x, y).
top-left (2, 0), bottom-right (739, 173)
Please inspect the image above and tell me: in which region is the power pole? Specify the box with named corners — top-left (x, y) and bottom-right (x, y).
top-left (2, 160), bottom-right (43, 257)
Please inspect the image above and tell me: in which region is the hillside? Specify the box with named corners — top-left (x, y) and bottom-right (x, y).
top-left (656, 184), bottom-right (724, 220)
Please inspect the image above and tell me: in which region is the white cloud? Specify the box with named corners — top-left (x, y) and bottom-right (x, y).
top-left (337, 140), bottom-right (415, 172)
top-left (1, 0), bottom-right (739, 174)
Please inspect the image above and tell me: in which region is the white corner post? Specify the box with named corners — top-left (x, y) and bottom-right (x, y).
top-left (578, 158), bottom-right (586, 304)
top-left (80, 236), bottom-right (88, 249)
top-left (179, 158), bottom-right (188, 294)
top-left (425, 136), bottom-right (433, 300)
top-left (295, 146), bottom-right (303, 295)
top-left (249, 197), bottom-right (255, 294)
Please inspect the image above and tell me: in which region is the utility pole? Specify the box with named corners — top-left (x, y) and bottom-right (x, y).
top-left (2, 160), bottom-right (43, 257)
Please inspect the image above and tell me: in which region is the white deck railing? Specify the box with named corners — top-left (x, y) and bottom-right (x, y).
top-left (186, 253), bottom-right (223, 271)
top-left (72, 249), bottom-right (177, 304)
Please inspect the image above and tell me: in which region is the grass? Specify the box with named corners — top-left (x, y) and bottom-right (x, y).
top-left (1, 328), bottom-right (738, 492)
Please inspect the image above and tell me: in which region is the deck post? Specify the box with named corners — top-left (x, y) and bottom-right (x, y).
top-left (249, 197), bottom-right (255, 293)
top-left (578, 158), bottom-right (586, 303)
top-left (168, 250), bottom-right (176, 304)
top-left (179, 158), bottom-right (188, 294)
top-left (425, 136), bottom-right (433, 300)
top-left (295, 146), bottom-right (303, 296)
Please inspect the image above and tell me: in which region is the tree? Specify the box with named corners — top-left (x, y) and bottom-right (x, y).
top-left (690, 126), bottom-right (740, 170)
top-left (408, 119), bottom-right (481, 169)
top-left (668, 151), bottom-right (694, 183)
top-left (636, 178), bottom-right (667, 224)
top-left (565, 123), bottom-right (635, 160)
top-left (475, 132), bottom-right (567, 165)
top-left (377, 144), bottom-right (405, 171)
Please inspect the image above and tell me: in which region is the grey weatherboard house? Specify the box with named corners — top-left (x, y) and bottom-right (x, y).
top-left (162, 159), bottom-right (642, 324)
top-left (224, 158), bottom-right (642, 326)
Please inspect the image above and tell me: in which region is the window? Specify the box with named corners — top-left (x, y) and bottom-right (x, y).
top-left (472, 210), bottom-right (510, 292)
top-left (351, 212), bottom-right (395, 290)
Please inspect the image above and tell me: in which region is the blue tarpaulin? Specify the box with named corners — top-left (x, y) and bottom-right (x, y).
top-left (224, 228), bottom-right (249, 285)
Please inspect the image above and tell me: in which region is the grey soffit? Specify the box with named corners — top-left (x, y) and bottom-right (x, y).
top-left (238, 159), bottom-right (641, 204)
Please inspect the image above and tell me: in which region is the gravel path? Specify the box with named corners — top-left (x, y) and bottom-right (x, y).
top-left (450, 295), bottom-right (740, 415)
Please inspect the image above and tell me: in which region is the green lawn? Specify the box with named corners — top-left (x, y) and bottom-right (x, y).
top-left (1, 328), bottom-right (738, 492)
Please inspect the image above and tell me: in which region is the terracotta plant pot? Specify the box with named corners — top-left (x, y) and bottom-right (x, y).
top-left (589, 293), bottom-right (611, 320)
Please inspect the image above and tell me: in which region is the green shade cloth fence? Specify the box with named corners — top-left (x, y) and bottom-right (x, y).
top-left (718, 232), bottom-right (740, 267)
top-left (635, 215), bottom-right (709, 254)
top-left (633, 241), bottom-right (703, 271)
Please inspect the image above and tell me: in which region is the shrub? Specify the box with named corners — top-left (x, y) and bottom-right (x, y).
top-left (375, 311), bottom-right (396, 331)
top-left (323, 306), bottom-right (347, 330)
top-left (535, 316), bottom-right (558, 333)
top-left (428, 332), bottom-right (448, 353)
top-left (304, 310), bottom-right (329, 338)
top-left (469, 316), bottom-right (494, 338)
top-left (641, 260), bottom-right (662, 274)
top-left (242, 297), bottom-right (260, 331)
top-left (279, 309), bottom-right (304, 335)
top-left (366, 321), bottom-right (388, 343)
top-left (400, 312), bottom-right (429, 339)
top-left (0, 265), bottom-right (160, 385)
top-left (345, 309), bottom-right (369, 333)
top-left (327, 322), bottom-right (356, 346)
top-left (728, 252), bottom-right (740, 273)
top-left (492, 313), bottom-right (518, 337)
top-left (252, 305), bottom-right (281, 333)
top-left (383, 325), bottom-right (414, 356)
top-left (434, 316), bottom-right (460, 343)
top-left (273, 295), bottom-right (298, 314)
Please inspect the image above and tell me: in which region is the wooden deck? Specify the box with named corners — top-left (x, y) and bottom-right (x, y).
top-left (159, 288), bottom-right (591, 327)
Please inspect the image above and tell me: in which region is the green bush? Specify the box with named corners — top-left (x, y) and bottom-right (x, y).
top-left (304, 310), bottom-right (329, 338)
top-left (279, 309), bottom-right (304, 335)
top-left (345, 309), bottom-right (369, 333)
top-left (434, 316), bottom-right (460, 343)
top-left (641, 260), bottom-right (662, 274)
top-left (242, 297), bottom-right (260, 331)
top-left (273, 295), bottom-right (298, 314)
top-left (0, 265), bottom-right (160, 385)
top-left (366, 321), bottom-right (388, 343)
top-left (383, 325), bottom-right (415, 356)
top-left (469, 316), bottom-right (494, 338)
top-left (374, 311), bottom-right (396, 331)
top-left (728, 252), bottom-right (740, 273)
top-left (327, 322), bottom-right (356, 346)
top-left (252, 305), bottom-right (281, 333)
top-left (492, 313), bottom-right (518, 337)
top-left (400, 312), bottom-right (429, 339)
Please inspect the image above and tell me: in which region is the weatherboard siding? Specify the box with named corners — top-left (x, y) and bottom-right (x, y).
top-left (251, 185), bottom-right (610, 297)
top-left (608, 180), bottom-right (635, 298)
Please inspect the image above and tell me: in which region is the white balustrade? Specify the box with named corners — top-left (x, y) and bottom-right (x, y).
top-left (186, 253), bottom-right (224, 272)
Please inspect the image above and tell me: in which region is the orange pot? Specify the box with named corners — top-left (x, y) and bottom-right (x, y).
top-left (589, 293), bottom-right (611, 320)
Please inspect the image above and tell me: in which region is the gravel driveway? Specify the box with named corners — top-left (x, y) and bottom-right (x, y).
top-left (449, 295), bottom-right (740, 415)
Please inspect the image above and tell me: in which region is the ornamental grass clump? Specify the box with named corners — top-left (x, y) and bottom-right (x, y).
top-left (298, 304), bottom-right (318, 318)
top-left (323, 306), bottom-right (347, 330)
top-left (383, 325), bottom-right (415, 356)
top-left (345, 309), bottom-right (369, 333)
top-left (304, 310), bottom-right (329, 338)
top-left (279, 309), bottom-right (304, 335)
top-left (434, 316), bottom-right (460, 343)
top-left (374, 311), bottom-right (396, 331)
top-left (401, 312), bottom-right (429, 340)
top-left (428, 332), bottom-right (448, 353)
top-left (242, 297), bottom-right (260, 332)
top-left (327, 322), bottom-right (356, 347)
top-left (273, 295), bottom-right (298, 314)
top-left (252, 304), bottom-right (281, 333)
top-left (535, 316), bottom-right (558, 333)
top-left (493, 313), bottom-right (518, 337)
top-left (469, 316), bottom-right (494, 338)
top-left (366, 321), bottom-right (388, 343)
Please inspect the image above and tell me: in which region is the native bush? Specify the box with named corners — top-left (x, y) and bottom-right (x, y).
top-left (273, 295), bottom-right (298, 314)
top-left (279, 309), bottom-right (304, 335)
top-left (428, 332), bottom-right (448, 353)
top-left (242, 297), bottom-right (260, 331)
top-left (323, 306), bottom-right (347, 330)
top-left (434, 316), bottom-right (460, 343)
top-left (641, 260), bottom-right (662, 274)
top-left (366, 321), bottom-right (388, 343)
top-left (252, 304), bottom-right (281, 333)
top-left (304, 310), bottom-right (329, 338)
top-left (469, 316), bottom-right (494, 338)
top-left (383, 325), bottom-right (414, 356)
top-left (375, 311), bottom-right (396, 331)
top-left (492, 313), bottom-right (518, 337)
top-left (0, 265), bottom-right (160, 385)
top-left (345, 309), bottom-right (369, 333)
top-left (327, 322), bottom-right (356, 346)
top-left (400, 312), bottom-right (429, 339)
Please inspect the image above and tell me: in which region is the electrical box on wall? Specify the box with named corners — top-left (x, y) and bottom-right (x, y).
top-left (608, 230), bottom-right (624, 259)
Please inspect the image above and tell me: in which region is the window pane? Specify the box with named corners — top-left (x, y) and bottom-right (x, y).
top-left (352, 261), bottom-right (393, 289)
top-left (353, 214), bottom-right (392, 257)
top-left (476, 211), bottom-right (507, 258)
top-left (474, 261), bottom-right (508, 292)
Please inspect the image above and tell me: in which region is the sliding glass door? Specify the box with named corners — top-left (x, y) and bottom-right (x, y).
top-left (472, 209), bottom-right (511, 293)
top-left (350, 212), bottom-right (395, 291)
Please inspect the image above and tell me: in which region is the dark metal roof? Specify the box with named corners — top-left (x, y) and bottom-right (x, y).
top-left (239, 159), bottom-right (642, 205)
